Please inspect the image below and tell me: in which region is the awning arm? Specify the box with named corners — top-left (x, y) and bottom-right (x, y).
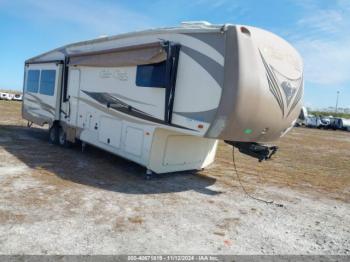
top-left (163, 42), bottom-right (181, 124)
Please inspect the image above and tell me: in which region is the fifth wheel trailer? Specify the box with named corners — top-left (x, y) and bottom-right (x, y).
top-left (22, 22), bottom-right (303, 174)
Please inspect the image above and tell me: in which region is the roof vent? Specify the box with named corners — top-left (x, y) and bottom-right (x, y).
top-left (181, 21), bottom-right (212, 27)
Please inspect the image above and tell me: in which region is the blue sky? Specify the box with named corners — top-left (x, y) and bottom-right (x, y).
top-left (0, 0), bottom-right (349, 109)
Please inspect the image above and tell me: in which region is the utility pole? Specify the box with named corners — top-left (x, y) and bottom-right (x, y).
top-left (335, 91), bottom-right (340, 113)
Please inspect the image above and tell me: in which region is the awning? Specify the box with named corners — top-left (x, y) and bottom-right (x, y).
top-left (68, 42), bottom-right (167, 67)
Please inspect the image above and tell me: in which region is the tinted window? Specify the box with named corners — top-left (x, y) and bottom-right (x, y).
top-left (39, 70), bottom-right (56, 96)
top-left (136, 61), bottom-right (166, 88)
top-left (26, 70), bottom-right (40, 93)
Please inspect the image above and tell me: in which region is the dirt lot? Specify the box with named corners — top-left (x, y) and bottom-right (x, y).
top-left (0, 100), bottom-right (349, 254)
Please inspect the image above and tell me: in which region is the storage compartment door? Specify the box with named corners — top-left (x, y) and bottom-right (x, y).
top-left (98, 117), bottom-right (122, 148)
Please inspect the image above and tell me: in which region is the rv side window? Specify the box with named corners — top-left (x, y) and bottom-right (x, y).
top-left (39, 70), bottom-right (56, 96)
top-left (26, 70), bottom-right (40, 93)
top-left (136, 61), bottom-right (166, 88)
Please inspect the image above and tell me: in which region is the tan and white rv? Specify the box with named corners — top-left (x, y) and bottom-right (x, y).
top-left (22, 22), bottom-right (303, 175)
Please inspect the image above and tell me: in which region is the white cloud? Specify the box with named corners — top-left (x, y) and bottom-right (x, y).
top-left (294, 39), bottom-right (350, 86)
top-left (288, 0), bottom-right (350, 87)
top-left (297, 10), bottom-right (343, 36)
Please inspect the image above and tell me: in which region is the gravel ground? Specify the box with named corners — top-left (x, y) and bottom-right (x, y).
top-left (0, 101), bottom-right (349, 254)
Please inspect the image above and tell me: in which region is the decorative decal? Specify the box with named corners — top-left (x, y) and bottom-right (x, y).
top-left (99, 70), bottom-right (112, 78)
top-left (113, 69), bottom-right (128, 81)
top-left (259, 50), bottom-right (303, 118)
top-left (287, 78), bottom-right (303, 117)
top-left (25, 93), bottom-right (56, 116)
top-left (99, 69), bottom-right (128, 81)
top-left (81, 91), bottom-right (196, 131)
top-left (272, 67), bottom-right (302, 107)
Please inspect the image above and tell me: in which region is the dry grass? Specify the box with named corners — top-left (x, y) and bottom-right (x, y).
top-left (128, 216), bottom-right (144, 224)
top-left (1, 100), bottom-right (350, 254)
top-left (0, 210), bottom-right (26, 224)
top-left (206, 127), bottom-right (350, 202)
top-left (0, 100), bottom-right (349, 203)
top-left (0, 100), bottom-right (25, 125)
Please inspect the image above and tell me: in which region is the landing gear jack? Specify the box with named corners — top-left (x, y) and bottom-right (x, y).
top-left (81, 142), bottom-right (87, 153)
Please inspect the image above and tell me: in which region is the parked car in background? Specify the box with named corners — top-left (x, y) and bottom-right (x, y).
top-left (328, 117), bottom-right (339, 130)
top-left (12, 94), bottom-right (23, 101)
top-left (335, 118), bottom-right (350, 131)
top-left (0, 92), bottom-right (22, 101)
top-left (7, 93), bottom-right (14, 100)
top-left (306, 116), bottom-right (350, 131)
top-left (306, 116), bottom-right (318, 128)
top-left (0, 92), bottom-right (13, 100)
top-left (305, 116), bottom-right (330, 129)
top-left (318, 116), bottom-right (331, 129)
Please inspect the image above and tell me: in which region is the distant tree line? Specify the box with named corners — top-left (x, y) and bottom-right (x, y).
top-left (310, 111), bottom-right (350, 119)
top-left (0, 89), bottom-right (22, 94)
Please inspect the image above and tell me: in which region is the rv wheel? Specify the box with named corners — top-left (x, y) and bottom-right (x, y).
top-left (58, 127), bottom-right (71, 148)
top-left (49, 125), bottom-right (59, 144)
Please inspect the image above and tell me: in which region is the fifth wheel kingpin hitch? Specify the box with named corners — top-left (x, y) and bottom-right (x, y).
top-left (225, 141), bottom-right (278, 162)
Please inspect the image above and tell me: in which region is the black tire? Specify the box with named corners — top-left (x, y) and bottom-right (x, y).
top-left (49, 125), bottom-right (59, 144)
top-left (58, 127), bottom-right (71, 148)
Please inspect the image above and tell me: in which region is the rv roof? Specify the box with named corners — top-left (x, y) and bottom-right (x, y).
top-left (26, 23), bottom-right (228, 64)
